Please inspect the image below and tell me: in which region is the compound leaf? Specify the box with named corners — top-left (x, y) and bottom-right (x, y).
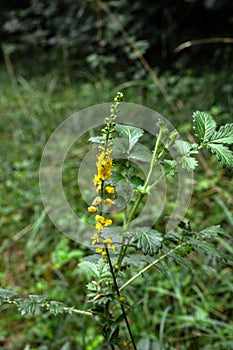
top-left (133, 229), bottom-right (164, 256)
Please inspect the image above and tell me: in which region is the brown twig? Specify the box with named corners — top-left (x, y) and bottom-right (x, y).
top-left (174, 37), bottom-right (233, 54)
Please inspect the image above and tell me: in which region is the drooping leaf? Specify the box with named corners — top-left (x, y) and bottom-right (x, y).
top-left (133, 229), bottom-right (164, 256)
top-left (206, 143), bottom-right (233, 168)
top-left (193, 111), bottom-right (217, 143)
top-left (210, 123), bottom-right (233, 144)
top-left (115, 124), bottom-right (144, 152)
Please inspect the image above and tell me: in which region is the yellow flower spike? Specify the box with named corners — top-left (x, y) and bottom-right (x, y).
top-left (103, 258), bottom-right (108, 263)
top-left (119, 296), bottom-right (125, 303)
top-left (101, 250), bottom-right (107, 256)
top-left (93, 151), bottom-right (113, 190)
top-left (105, 186), bottom-right (115, 194)
top-left (88, 206), bottom-right (97, 213)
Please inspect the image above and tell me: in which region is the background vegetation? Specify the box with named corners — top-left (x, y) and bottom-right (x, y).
top-left (0, 1), bottom-right (232, 349)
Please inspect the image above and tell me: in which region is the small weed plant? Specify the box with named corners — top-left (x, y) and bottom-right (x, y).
top-left (1, 93), bottom-right (233, 349)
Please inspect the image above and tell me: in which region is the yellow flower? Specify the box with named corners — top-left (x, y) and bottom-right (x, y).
top-left (95, 247), bottom-right (107, 256)
top-left (95, 222), bottom-right (104, 231)
top-left (102, 238), bottom-right (112, 243)
top-left (103, 238), bottom-right (116, 251)
top-left (88, 206), bottom-right (97, 213)
top-left (96, 247), bottom-right (104, 253)
top-left (95, 215), bottom-right (112, 231)
top-left (92, 233), bottom-right (99, 245)
top-left (119, 296), bottom-right (125, 302)
top-left (95, 215), bottom-right (105, 223)
top-left (105, 198), bottom-right (114, 206)
top-left (105, 186), bottom-right (115, 194)
top-left (104, 219), bottom-right (112, 227)
top-left (92, 196), bottom-right (102, 206)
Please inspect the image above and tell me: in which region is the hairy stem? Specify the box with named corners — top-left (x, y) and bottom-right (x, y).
top-left (106, 248), bottom-right (137, 350)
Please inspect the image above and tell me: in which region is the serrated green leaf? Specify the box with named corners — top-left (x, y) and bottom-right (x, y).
top-left (115, 124), bottom-right (144, 152)
top-left (199, 225), bottom-right (225, 238)
top-left (133, 229), bottom-right (163, 256)
top-left (129, 144), bottom-right (152, 162)
top-left (163, 160), bottom-right (177, 176)
top-left (79, 261), bottom-right (99, 279)
top-left (210, 123), bottom-right (233, 144)
top-left (174, 140), bottom-right (192, 155)
top-left (48, 301), bottom-right (65, 316)
top-left (79, 259), bottom-right (111, 281)
top-left (169, 251), bottom-right (193, 271)
top-left (189, 238), bottom-right (226, 261)
top-left (193, 111), bottom-right (217, 142)
top-left (178, 156), bottom-right (199, 171)
top-left (207, 143), bottom-right (233, 168)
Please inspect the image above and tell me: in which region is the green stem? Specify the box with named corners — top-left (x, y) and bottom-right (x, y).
top-left (66, 308), bottom-right (93, 317)
top-left (125, 193), bottom-right (144, 229)
top-left (143, 126), bottom-right (163, 189)
top-left (105, 248), bottom-right (137, 350)
top-left (125, 126), bottom-right (164, 229)
top-left (119, 243), bottom-right (185, 292)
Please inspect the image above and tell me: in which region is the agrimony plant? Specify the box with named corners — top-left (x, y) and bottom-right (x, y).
top-left (1, 95), bottom-right (232, 349)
